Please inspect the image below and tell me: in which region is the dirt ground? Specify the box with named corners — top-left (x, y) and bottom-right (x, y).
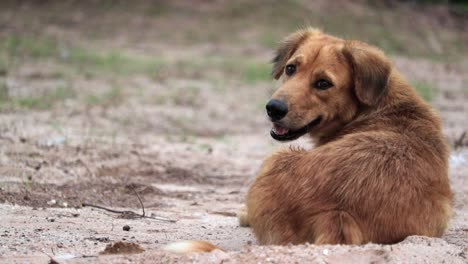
top-left (0, 1), bottom-right (467, 263)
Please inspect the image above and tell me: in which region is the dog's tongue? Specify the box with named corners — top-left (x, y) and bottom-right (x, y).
top-left (272, 124), bottom-right (289, 136)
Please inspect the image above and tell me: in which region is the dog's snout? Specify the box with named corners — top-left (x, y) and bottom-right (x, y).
top-left (266, 99), bottom-right (288, 121)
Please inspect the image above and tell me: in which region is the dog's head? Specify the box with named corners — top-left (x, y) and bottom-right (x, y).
top-left (267, 28), bottom-right (392, 141)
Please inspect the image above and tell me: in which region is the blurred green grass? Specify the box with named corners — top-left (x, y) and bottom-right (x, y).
top-left (1, 36), bottom-right (168, 75)
top-left (3, 1), bottom-right (465, 62)
top-left (0, 35), bottom-right (273, 110)
top-left (0, 35), bottom-right (272, 80)
top-left (85, 85), bottom-right (124, 108)
top-left (412, 81), bottom-right (436, 102)
top-left (15, 85), bottom-right (75, 109)
top-left (0, 0), bottom-right (465, 113)
top-left (0, 82), bottom-right (76, 110)
top-left (139, 0), bottom-right (466, 61)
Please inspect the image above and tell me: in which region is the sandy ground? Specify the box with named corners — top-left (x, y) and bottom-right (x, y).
top-left (0, 1), bottom-right (467, 263)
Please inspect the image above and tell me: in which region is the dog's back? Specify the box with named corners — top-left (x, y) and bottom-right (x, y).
top-left (318, 73), bottom-right (452, 243)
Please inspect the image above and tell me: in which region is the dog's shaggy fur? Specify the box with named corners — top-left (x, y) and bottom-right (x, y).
top-left (241, 28), bottom-right (453, 245)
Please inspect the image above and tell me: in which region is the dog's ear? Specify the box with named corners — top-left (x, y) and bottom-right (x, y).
top-left (272, 29), bottom-right (319, 80)
top-left (342, 41), bottom-right (391, 106)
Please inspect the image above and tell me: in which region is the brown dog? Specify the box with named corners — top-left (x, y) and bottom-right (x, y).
top-left (240, 28), bottom-right (453, 245)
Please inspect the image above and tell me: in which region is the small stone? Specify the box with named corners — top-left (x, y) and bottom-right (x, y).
top-left (122, 225), bottom-right (130, 231)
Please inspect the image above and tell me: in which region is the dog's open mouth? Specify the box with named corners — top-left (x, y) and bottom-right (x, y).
top-left (271, 116), bottom-right (322, 141)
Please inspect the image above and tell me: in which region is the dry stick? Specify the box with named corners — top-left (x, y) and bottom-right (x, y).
top-left (82, 192), bottom-right (175, 223)
top-left (81, 203), bottom-right (176, 222)
top-left (454, 131), bottom-right (466, 150)
top-left (82, 203), bottom-right (138, 216)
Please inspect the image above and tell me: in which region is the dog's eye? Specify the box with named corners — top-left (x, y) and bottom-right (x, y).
top-left (285, 64), bottom-right (296, 76)
top-left (314, 79), bottom-right (333, 90)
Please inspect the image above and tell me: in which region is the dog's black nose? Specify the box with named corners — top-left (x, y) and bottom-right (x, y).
top-left (266, 99), bottom-right (288, 121)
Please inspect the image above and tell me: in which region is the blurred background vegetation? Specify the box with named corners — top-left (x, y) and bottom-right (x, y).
top-left (0, 0), bottom-right (466, 137)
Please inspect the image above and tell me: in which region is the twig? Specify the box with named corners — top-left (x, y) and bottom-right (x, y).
top-left (146, 214), bottom-right (176, 222)
top-left (82, 203), bottom-right (137, 216)
top-left (82, 202), bottom-right (176, 222)
top-left (454, 131), bottom-right (466, 150)
top-left (82, 188), bottom-right (176, 222)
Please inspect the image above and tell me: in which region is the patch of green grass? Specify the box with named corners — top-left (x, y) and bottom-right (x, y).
top-left (85, 85), bottom-right (124, 107)
top-left (412, 81), bottom-right (435, 102)
top-left (0, 80), bottom-right (9, 108)
top-left (170, 57), bottom-right (272, 84)
top-left (243, 62), bottom-right (271, 83)
top-left (0, 36), bottom-right (58, 72)
top-left (1, 33), bottom-right (272, 85)
top-left (9, 85), bottom-right (76, 110)
top-left (0, 55), bottom-right (8, 76)
top-left (0, 35), bottom-right (168, 75)
top-left (1, 36), bottom-right (58, 59)
top-left (260, 32), bottom-right (280, 49)
top-left (17, 87), bottom-right (75, 109)
top-left (66, 48), bottom-right (167, 75)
